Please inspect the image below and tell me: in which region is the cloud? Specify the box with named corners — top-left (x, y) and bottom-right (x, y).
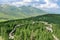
top-left (11, 2), bottom-right (24, 6)
top-left (0, 0), bottom-right (59, 9)
top-left (23, 0), bottom-right (32, 2)
top-left (33, 0), bottom-right (60, 9)
top-left (35, 0), bottom-right (39, 1)
top-left (40, 3), bottom-right (59, 8)
top-left (42, 0), bottom-right (59, 8)
top-left (10, 0), bottom-right (32, 7)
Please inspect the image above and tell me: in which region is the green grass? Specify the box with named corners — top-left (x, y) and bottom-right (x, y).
top-left (0, 5), bottom-right (47, 22)
top-left (0, 14), bottom-right (60, 40)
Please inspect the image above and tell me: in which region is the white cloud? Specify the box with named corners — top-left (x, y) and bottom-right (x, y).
top-left (39, 0), bottom-right (59, 8)
top-left (10, 0), bottom-right (59, 9)
top-left (23, 0), bottom-right (32, 2)
top-left (40, 3), bottom-right (59, 8)
top-left (44, 0), bottom-right (50, 4)
top-left (32, 0), bottom-right (59, 9)
top-left (33, 0), bottom-right (39, 2)
top-left (11, 2), bottom-right (24, 7)
top-left (11, 0), bottom-right (32, 7)
top-left (12, 2), bottom-right (23, 5)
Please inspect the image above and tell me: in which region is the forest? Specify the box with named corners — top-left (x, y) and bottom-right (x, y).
top-left (0, 14), bottom-right (60, 40)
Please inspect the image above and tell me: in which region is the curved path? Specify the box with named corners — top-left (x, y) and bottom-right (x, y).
top-left (9, 24), bottom-right (23, 39)
top-left (9, 21), bottom-right (59, 40)
top-left (42, 21), bottom-right (59, 40)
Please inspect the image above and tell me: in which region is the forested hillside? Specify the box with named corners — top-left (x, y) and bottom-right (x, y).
top-left (0, 14), bottom-right (60, 40)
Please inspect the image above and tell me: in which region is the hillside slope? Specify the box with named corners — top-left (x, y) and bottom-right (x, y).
top-left (0, 4), bottom-right (47, 22)
top-left (0, 14), bottom-right (60, 40)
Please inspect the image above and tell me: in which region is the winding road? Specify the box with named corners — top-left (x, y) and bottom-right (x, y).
top-left (9, 21), bottom-right (59, 40)
top-left (9, 24), bottom-right (23, 39)
top-left (43, 22), bottom-right (59, 40)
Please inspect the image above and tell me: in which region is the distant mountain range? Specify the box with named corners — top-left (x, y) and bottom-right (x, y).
top-left (0, 4), bottom-right (47, 21)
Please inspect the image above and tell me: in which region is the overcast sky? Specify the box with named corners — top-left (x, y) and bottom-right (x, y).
top-left (0, 0), bottom-right (60, 13)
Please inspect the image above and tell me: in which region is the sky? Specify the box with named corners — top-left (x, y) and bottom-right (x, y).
top-left (0, 0), bottom-right (60, 13)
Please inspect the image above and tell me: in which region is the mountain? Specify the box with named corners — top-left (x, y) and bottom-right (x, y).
top-left (0, 14), bottom-right (60, 40)
top-left (0, 4), bottom-right (47, 22)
